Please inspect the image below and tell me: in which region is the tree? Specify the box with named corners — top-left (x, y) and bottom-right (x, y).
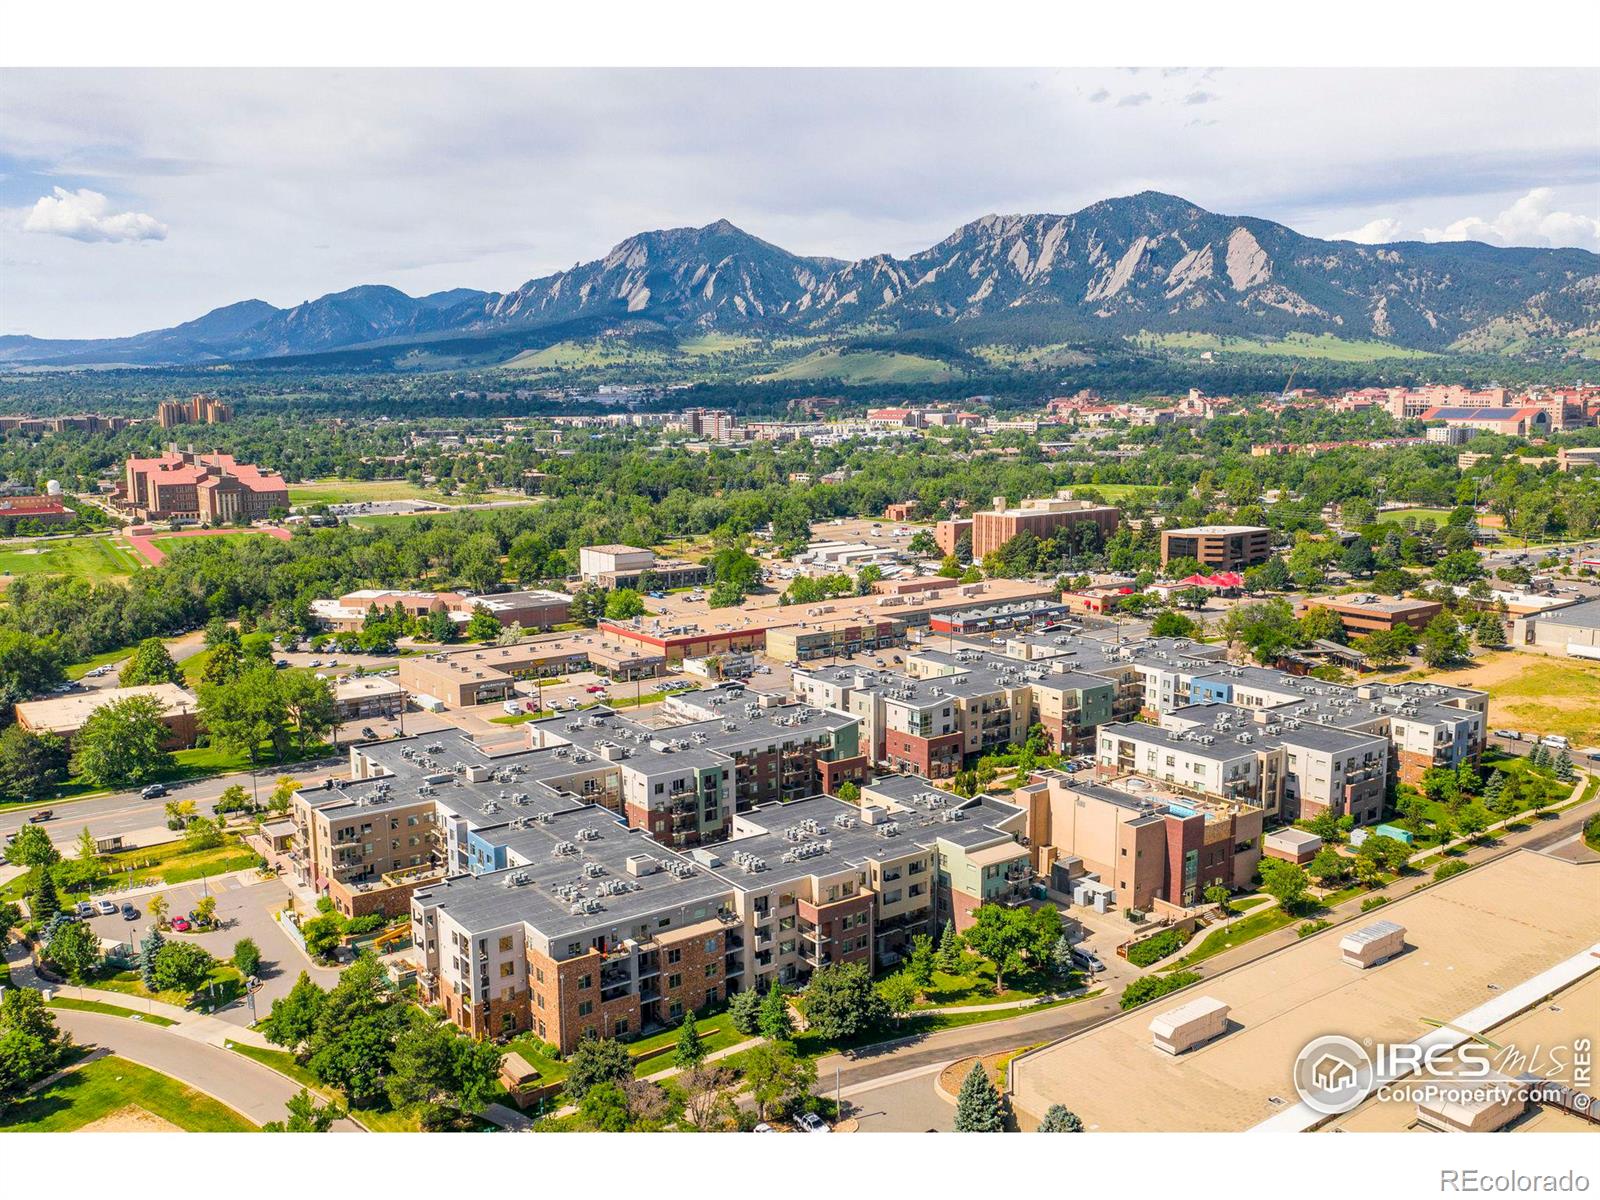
top-left (1037, 1104), bottom-right (1084, 1132)
top-left (72, 827), bottom-right (98, 865)
top-left (45, 918), bottom-right (102, 982)
top-left (146, 892), bottom-right (169, 929)
top-left (728, 987), bottom-right (763, 1036)
top-left (1307, 848), bottom-right (1348, 888)
top-left (5, 823), bottom-right (59, 868)
top-left (576, 1080), bottom-right (632, 1131)
top-left (301, 913), bottom-right (345, 962)
top-left (1050, 933), bottom-right (1075, 977)
top-left (758, 982), bottom-right (794, 1042)
top-left (263, 1087), bottom-right (343, 1132)
top-left (680, 1064), bottom-right (737, 1131)
top-left (386, 1009), bottom-right (503, 1125)
top-left (907, 933), bottom-right (936, 991)
top-left (1455, 804), bottom-right (1491, 843)
top-left (119, 637), bottom-right (183, 686)
top-left (1419, 614), bottom-right (1471, 668)
top-left (280, 670), bottom-right (337, 756)
top-left (877, 971), bottom-right (918, 1017)
top-left (1297, 605), bottom-right (1345, 644)
top-left (563, 1034), bottom-right (634, 1101)
top-left (424, 608), bottom-right (455, 643)
top-left (802, 962), bottom-right (888, 1041)
top-left (261, 971), bottom-right (326, 1051)
top-left (138, 926), bottom-right (165, 990)
top-left (674, 1010), bottom-right (706, 1071)
top-left (1203, 884), bottom-right (1231, 914)
top-left (604, 589), bottom-right (646, 620)
top-left (937, 920), bottom-right (963, 972)
top-left (0, 628), bottom-right (65, 711)
top-left (742, 1040), bottom-right (817, 1120)
top-left (29, 867), bottom-right (60, 922)
top-left (151, 941), bottom-right (215, 996)
top-left (834, 780), bottom-right (859, 803)
top-left (164, 799), bottom-right (197, 830)
top-left (1475, 610), bottom-right (1507, 647)
top-left (1258, 859), bottom-right (1312, 915)
top-left (1222, 599), bottom-right (1303, 664)
top-left (1554, 750), bottom-right (1576, 783)
top-left (306, 955), bottom-right (404, 1108)
top-left (464, 604), bottom-right (501, 643)
top-left (0, 900), bottom-right (20, 953)
top-left (0, 726), bottom-right (69, 803)
top-left (1353, 625), bottom-right (1415, 667)
top-left (0, 987), bottom-right (68, 1112)
top-left (71, 694), bottom-right (173, 787)
top-left (214, 783), bottom-right (253, 815)
top-left (963, 905), bottom-right (1031, 992)
top-left (953, 1061), bottom-right (1004, 1132)
top-left (184, 816), bottom-right (224, 853)
top-left (1150, 610), bottom-right (1199, 639)
top-left (268, 774), bottom-right (299, 816)
top-left (231, 937), bottom-right (261, 979)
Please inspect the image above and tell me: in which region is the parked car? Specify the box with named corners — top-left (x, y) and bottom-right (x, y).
top-left (74, 901), bottom-right (96, 918)
top-left (361, 726), bottom-right (379, 740)
top-left (141, 783), bottom-right (169, 799)
top-left (1072, 948), bottom-right (1107, 973)
top-left (1494, 729), bottom-right (1520, 740)
top-left (795, 1112), bottom-right (831, 1133)
top-left (585, 684), bottom-right (606, 693)
top-left (28, 808), bottom-right (53, 822)
top-left (121, 903), bottom-right (139, 921)
top-left (751, 1122), bottom-right (775, 1133)
top-left (1541, 734), bottom-right (1571, 749)
top-left (94, 898), bottom-right (118, 916)
top-left (169, 917), bottom-right (191, 932)
top-left (274, 659), bottom-right (290, 669)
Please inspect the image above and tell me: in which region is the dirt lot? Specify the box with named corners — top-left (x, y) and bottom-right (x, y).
top-left (80, 1104), bottom-right (182, 1132)
top-left (1406, 650), bottom-right (1600, 745)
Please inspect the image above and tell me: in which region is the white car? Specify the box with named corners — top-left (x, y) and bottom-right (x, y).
top-left (795, 1112), bottom-right (831, 1133)
top-left (94, 898), bottom-right (118, 916)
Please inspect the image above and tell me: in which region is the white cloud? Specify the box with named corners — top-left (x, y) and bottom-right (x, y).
top-left (1421, 188), bottom-right (1600, 251)
top-left (22, 186), bottom-right (168, 242)
top-left (1086, 87), bottom-right (1110, 103)
top-left (1332, 216), bottom-right (1405, 244)
top-left (1183, 89), bottom-right (1217, 105)
top-left (1115, 92), bottom-right (1151, 107)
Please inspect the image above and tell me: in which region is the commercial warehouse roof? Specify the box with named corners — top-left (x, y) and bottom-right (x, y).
top-left (15, 682), bottom-right (197, 734)
top-left (1009, 851), bottom-right (1600, 1132)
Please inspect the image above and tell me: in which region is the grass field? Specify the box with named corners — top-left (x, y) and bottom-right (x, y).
top-left (148, 531), bottom-right (277, 557)
top-left (285, 479), bottom-right (460, 507)
top-left (1133, 330), bottom-right (1437, 362)
top-left (47, 997), bottom-right (178, 1026)
top-left (91, 963), bottom-right (246, 1013)
top-left (1064, 483), bottom-right (1163, 501)
top-left (1405, 651), bottom-right (1600, 744)
top-left (755, 348), bottom-right (958, 384)
top-left (0, 1054), bottom-right (257, 1132)
top-left (64, 644), bottom-right (137, 680)
top-left (1375, 508), bottom-right (1456, 526)
top-left (0, 535), bottom-right (141, 583)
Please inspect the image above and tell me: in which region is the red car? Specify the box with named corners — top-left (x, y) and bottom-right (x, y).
top-left (169, 917), bottom-right (191, 932)
top-left (585, 684), bottom-right (605, 693)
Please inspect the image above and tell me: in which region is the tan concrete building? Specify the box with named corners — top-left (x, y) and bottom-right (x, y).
top-left (965, 492), bottom-right (1121, 561)
top-left (15, 683), bottom-right (200, 750)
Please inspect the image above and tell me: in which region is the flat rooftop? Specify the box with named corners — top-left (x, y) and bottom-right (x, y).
top-left (1010, 851), bottom-right (1600, 1132)
top-left (15, 683), bottom-right (197, 733)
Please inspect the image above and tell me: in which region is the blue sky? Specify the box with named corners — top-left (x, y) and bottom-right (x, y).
top-left (2, 67), bottom-right (1597, 339)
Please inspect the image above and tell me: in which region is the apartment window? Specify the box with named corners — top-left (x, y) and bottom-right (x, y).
top-left (613, 1019), bottom-right (629, 1037)
top-left (535, 967), bottom-right (544, 984)
top-left (577, 974), bottom-right (592, 990)
top-left (535, 993), bottom-right (545, 1009)
top-left (567, 942), bottom-right (581, 956)
top-left (668, 972), bottom-right (682, 989)
top-left (498, 935), bottom-right (513, 953)
top-left (577, 1001), bottom-right (593, 1017)
top-left (704, 938), bottom-right (719, 954)
top-left (667, 948), bottom-right (682, 965)
top-left (499, 962), bottom-right (514, 978)
top-left (704, 963), bottom-right (718, 978)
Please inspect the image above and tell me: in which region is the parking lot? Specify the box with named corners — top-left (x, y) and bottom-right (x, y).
top-left (77, 875), bottom-right (342, 1024)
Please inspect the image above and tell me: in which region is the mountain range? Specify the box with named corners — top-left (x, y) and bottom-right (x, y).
top-left (5, 192), bottom-right (1597, 368)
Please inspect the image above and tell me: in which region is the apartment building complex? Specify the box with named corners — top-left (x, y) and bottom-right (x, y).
top-left (1159, 524), bottom-right (1273, 571)
top-left (119, 448), bottom-right (288, 523)
top-left (944, 492), bottom-right (1121, 561)
top-left (156, 394), bottom-right (234, 427)
top-left (1017, 769), bottom-right (1263, 910)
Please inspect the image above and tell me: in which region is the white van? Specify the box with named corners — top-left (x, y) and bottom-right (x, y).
top-left (503, 700), bottom-right (524, 716)
top-left (1540, 734), bottom-right (1570, 750)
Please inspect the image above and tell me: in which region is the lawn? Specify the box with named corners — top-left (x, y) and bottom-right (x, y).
top-left (1374, 508), bottom-right (1457, 526)
top-left (147, 531), bottom-right (277, 557)
top-left (286, 479), bottom-right (461, 507)
top-left (64, 644), bottom-right (137, 680)
top-left (754, 348), bottom-right (958, 385)
top-left (4, 833), bottom-right (263, 903)
top-left (1167, 907), bottom-right (1298, 970)
top-left (0, 535), bottom-right (140, 583)
top-left (47, 997), bottom-right (178, 1025)
top-left (225, 1042), bottom-right (325, 1091)
top-left (1405, 651), bottom-right (1600, 745)
top-left (0, 1054), bottom-right (257, 1131)
top-left (91, 963), bottom-right (246, 1013)
top-left (1063, 483), bottom-right (1163, 501)
top-left (909, 959), bottom-right (1057, 1009)
top-left (501, 1013), bottom-right (744, 1091)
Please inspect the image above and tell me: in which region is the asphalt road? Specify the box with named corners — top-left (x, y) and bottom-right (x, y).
top-left (47, 1008), bottom-right (360, 1130)
top-left (1, 758), bottom-right (345, 845)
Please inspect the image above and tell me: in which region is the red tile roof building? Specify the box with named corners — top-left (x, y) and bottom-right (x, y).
top-left (120, 448), bottom-right (288, 523)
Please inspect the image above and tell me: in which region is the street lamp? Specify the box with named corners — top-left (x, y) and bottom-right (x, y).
top-left (246, 974), bottom-right (262, 1022)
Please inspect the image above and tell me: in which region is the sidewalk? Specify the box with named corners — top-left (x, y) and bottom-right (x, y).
top-left (5, 941), bottom-right (273, 1049)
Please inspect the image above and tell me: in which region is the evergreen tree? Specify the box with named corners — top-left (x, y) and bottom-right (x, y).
top-left (675, 1010), bottom-right (706, 1071)
top-left (758, 982), bottom-right (794, 1042)
top-left (138, 927), bottom-right (165, 991)
top-left (728, 987), bottom-right (762, 1036)
top-left (1528, 745), bottom-right (1549, 771)
top-left (1554, 750), bottom-right (1576, 782)
top-left (1037, 1104), bottom-right (1084, 1132)
top-left (29, 867), bottom-right (59, 921)
top-left (953, 1061), bottom-right (1005, 1132)
top-left (936, 920), bottom-right (963, 972)
top-left (1050, 933), bottom-right (1075, 978)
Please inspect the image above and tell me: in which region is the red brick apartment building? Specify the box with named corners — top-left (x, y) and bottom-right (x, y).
top-left (962, 492), bottom-right (1121, 560)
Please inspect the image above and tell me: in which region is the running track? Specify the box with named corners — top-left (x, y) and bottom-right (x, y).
top-left (123, 525), bottom-right (293, 566)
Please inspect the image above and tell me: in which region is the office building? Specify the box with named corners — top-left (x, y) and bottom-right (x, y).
top-left (1160, 525), bottom-right (1273, 571)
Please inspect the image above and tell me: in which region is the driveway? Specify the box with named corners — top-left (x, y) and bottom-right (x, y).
top-left (82, 876), bottom-right (342, 1024)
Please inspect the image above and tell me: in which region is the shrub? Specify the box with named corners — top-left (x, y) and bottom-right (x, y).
top-left (1433, 860), bottom-right (1472, 881)
top-left (1119, 971), bottom-right (1201, 1010)
top-left (342, 913), bottom-right (386, 936)
top-left (1124, 927), bottom-right (1191, 967)
top-left (1296, 919), bottom-right (1331, 938)
top-left (1359, 896), bottom-right (1390, 912)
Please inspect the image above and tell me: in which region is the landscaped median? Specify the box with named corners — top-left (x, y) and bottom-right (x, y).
top-left (0, 1052), bottom-right (258, 1132)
